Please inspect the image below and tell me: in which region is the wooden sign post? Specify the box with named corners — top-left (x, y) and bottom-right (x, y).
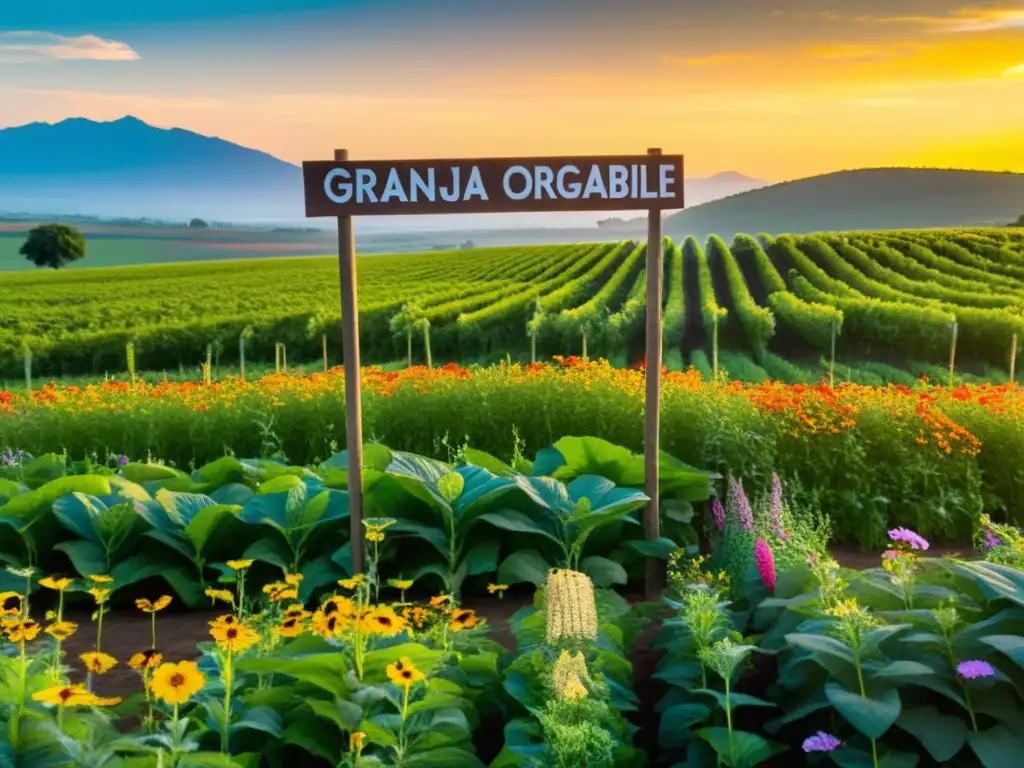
top-left (302, 152), bottom-right (685, 585)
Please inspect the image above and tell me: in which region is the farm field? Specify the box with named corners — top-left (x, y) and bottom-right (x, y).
top-left (2, 227), bottom-right (1024, 385)
top-left (5, 226), bottom-right (1024, 767)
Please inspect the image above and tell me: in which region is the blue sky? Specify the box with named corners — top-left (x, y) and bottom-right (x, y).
top-left (1, 1), bottom-right (1023, 178)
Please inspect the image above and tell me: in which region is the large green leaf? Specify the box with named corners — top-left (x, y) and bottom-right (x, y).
top-left (531, 436), bottom-right (643, 483)
top-left (121, 462), bottom-right (183, 484)
top-left (566, 475), bottom-right (648, 533)
top-left (784, 633), bottom-right (856, 666)
top-left (967, 725), bottom-right (1024, 768)
top-left (362, 643), bottom-right (445, 685)
top-left (473, 510), bottom-right (561, 545)
top-left (497, 548), bottom-right (550, 587)
top-left (0, 479), bottom-right (20, 505)
top-left (462, 449), bottom-right (512, 477)
top-left (239, 485), bottom-right (347, 550)
top-left (53, 539), bottom-right (109, 578)
top-left (236, 652), bottom-right (352, 699)
top-left (184, 504), bottom-right (242, 556)
top-left (20, 453), bottom-right (66, 490)
top-left (153, 490), bottom-right (220, 528)
top-left (660, 702), bottom-right (710, 749)
top-left (403, 748), bottom-right (485, 767)
top-left (981, 634), bottom-right (1024, 673)
top-left (581, 555), bottom-right (628, 587)
top-left (0, 475), bottom-right (111, 530)
top-left (196, 456), bottom-right (251, 488)
top-left (52, 493), bottom-right (139, 554)
top-left (826, 682), bottom-right (901, 740)
top-left (696, 727), bottom-right (786, 768)
top-left (897, 705), bottom-right (967, 762)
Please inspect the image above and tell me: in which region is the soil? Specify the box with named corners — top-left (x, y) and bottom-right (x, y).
top-left (44, 545), bottom-right (973, 764)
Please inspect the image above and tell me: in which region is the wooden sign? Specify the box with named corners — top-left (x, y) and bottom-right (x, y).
top-left (302, 155), bottom-right (684, 216)
top-left (307, 147), bottom-right (679, 599)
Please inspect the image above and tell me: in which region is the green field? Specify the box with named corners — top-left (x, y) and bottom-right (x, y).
top-left (3, 226), bottom-right (1024, 382)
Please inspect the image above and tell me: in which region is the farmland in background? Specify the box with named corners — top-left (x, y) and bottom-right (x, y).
top-left (2, 226), bottom-right (1024, 387)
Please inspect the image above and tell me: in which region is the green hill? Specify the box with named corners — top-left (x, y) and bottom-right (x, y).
top-left (662, 168), bottom-right (1024, 241)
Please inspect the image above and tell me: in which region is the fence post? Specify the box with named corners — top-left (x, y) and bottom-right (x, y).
top-left (829, 318), bottom-right (837, 390)
top-left (948, 316), bottom-right (958, 388)
top-left (1011, 333), bottom-right (1018, 385)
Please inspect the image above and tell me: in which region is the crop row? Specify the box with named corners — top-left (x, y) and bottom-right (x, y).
top-left (4, 228), bottom-right (1024, 379)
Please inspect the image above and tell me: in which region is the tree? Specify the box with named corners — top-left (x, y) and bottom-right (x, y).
top-left (20, 224), bottom-right (86, 269)
top-left (189, 218), bottom-right (210, 229)
top-left (1015, 213), bottom-right (1024, 227)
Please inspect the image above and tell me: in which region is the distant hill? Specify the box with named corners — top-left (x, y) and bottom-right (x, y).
top-left (660, 168), bottom-right (1024, 241)
top-left (0, 116), bottom-right (770, 228)
top-left (0, 116), bottom-right (304, 222)
top-left (597, 171), bottom-right (767, 230)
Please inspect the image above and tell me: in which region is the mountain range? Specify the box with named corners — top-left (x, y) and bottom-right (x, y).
top-left (1, 116), bottom-right (1021, 237)
top-left (0, 116), bottom-right (765, 229)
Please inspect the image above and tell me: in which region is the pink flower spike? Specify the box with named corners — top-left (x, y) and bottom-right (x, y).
top-left (755, 537), bottom-right (776, 591)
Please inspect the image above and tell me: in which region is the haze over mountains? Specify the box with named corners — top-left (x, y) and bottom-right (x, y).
top-left (0, 116), bottom-right (765, 231)
top-left (1, 116), bottom-right (1020, 239)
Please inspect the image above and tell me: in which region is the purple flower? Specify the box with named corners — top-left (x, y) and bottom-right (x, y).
top-left (729, 475), bottom-right (754, 532)
top-left (984, 530), bottom-right (1001, 549)
top-left (712, 498), bottom-right (725, 531)
top-left (802, 731), bottom-right (841, 753)
top-left (755, 538), bottom-right (776, 591)
top-left (118, 455), bottom-right (129, 466)
top-left (770, 472), bottom-right (784, 529)
top-left (888, 527), bottom-right (929, 551)
top-left (957, 660), bottom-right (995, 680)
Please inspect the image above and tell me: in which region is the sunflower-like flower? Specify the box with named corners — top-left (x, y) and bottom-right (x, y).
top-left (209, 614), bottom-right (239, 628)
top-left (337, 574), bottom-right (365, 591)
top-left (44, 620), bottom-right (78, 641)
top-left (210, 622), bottom-right (260, 653)
top-left (388, 579), bottom-right (414, 591)
top-left (4, 618), bottom-right (40, 643)
top-left (150, 660), bottom-right (206, 705)
top-left (88, 588), bottom-right (111, 605)
top-left (87, 574), bottom-right (113, 584)
top-left (284, 604), bottom-right (311, 621)
top-left (80, 651), bottom-right (118, 675)
top-left (386, 656), bottom-right (425, 688)
top-left (487, 583), bottom-right (509, 599)
top-left (39, 576), bottom-right (72, 591)
top-left (402, 606), bottom-right (429, 629)
top-left (311, 609), bottom-right (347, 638)
top-left (450, 608), bottom-right (479, 632)
top-left (429, 595), bottom-right (451, 611)
top-left (276, 616), bottom-right (306, 638)
top-left (284, 573), bottom-right (303, 587)
top-left (128, 649), bottom-right (164, 671)
top-left (360, 606), bottom-right (408, 637)
top-left (0, 591), bottom-right (24, 617)
top-left (204, 588), bottom-right (235, 607)
top-left (226, 559), bottom-right (254, 571)
top-left (135, 596), bottom-right (172, 613)
top-left (33, 684), bottom-right (120, 708)
top-left (262, 582), bottom-right (297, 602)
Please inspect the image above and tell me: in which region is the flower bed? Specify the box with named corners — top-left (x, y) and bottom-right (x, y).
top-left (3, 359), bottom-right (1019, 543)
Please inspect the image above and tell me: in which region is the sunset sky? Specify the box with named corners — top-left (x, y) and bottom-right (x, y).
top-left (1, 0), bottom-right (1023, 181)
